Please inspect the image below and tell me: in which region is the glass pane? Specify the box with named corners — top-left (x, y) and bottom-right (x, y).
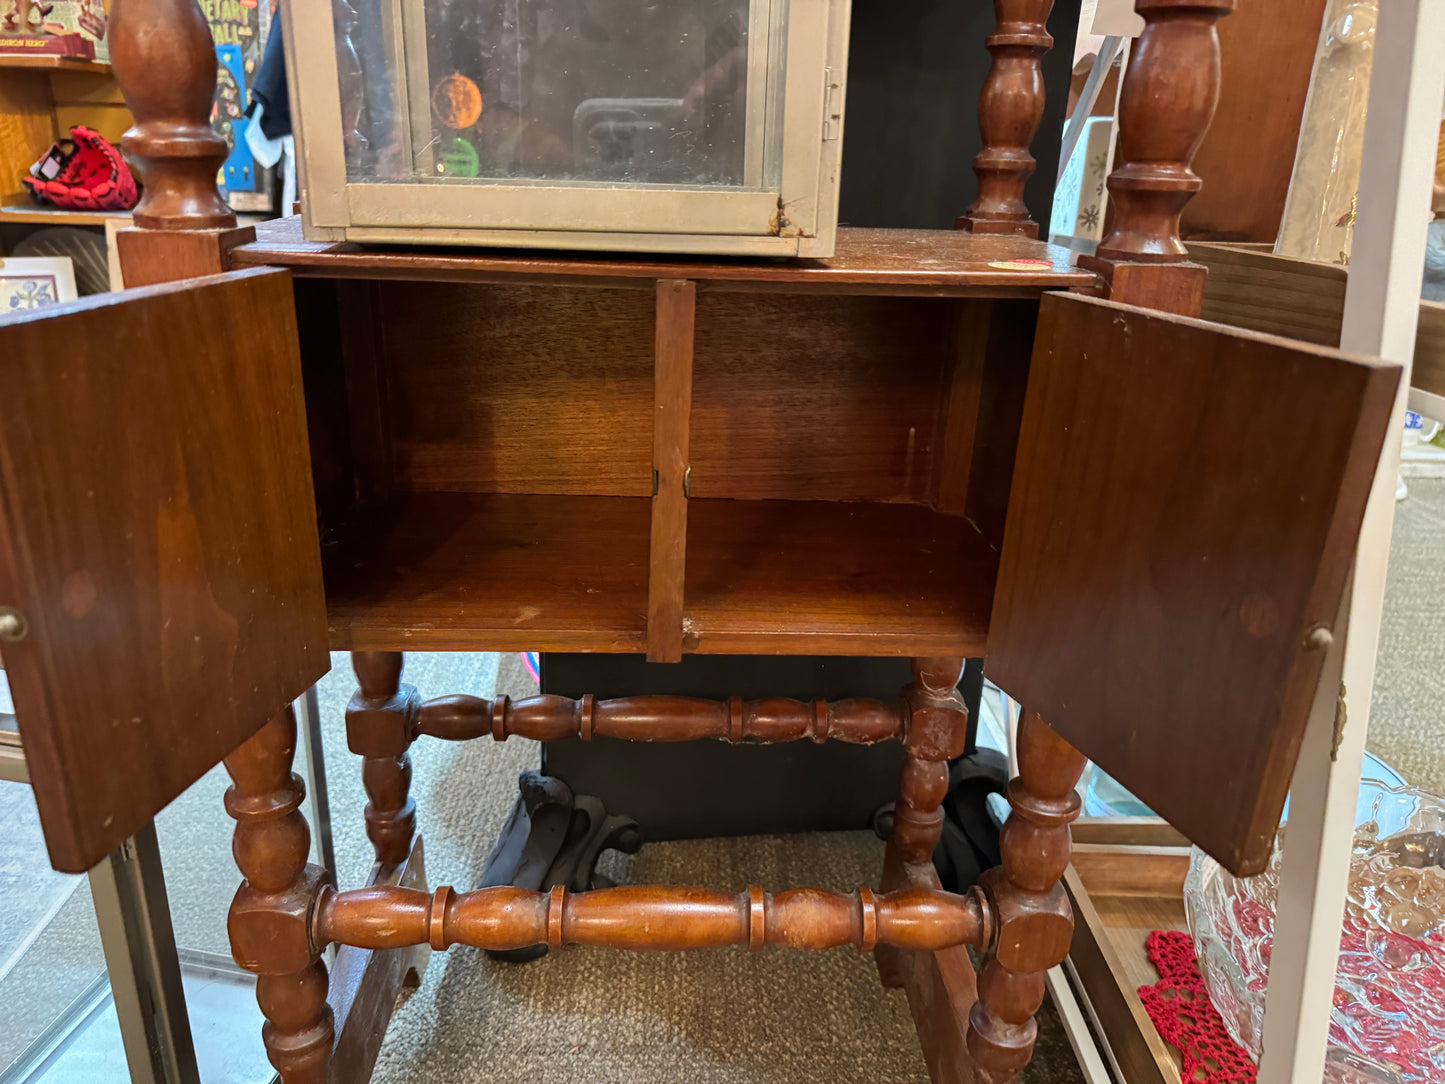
top-left (337, 0), bottom-right (788, 188)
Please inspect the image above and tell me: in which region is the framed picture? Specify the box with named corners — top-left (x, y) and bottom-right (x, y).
top-left (0, 257), bottom-right (79, 315)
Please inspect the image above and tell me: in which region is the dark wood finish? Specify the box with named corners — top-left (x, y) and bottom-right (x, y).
top-left (690, 294), bottom-right (956, 503)
top-left (1092, 0), bottom-right (1235, 263)
top-left (0, 270), bottom-right (329, 872)
top-left (322, 495), bottom-right (995, 657)
top-left (876, 658), bottom-right (973, 1024)
top-left (336, 280), bottom-right (395, 505)
top-left (232, 217), bottom-right (1099, 296)
top-left (115, 225), bottom-right (257, 288)
top-left (328, 836), bottom-right (430, 1084)
top-left (322, 493), bottom-right (650, 652)
top-left (957, 0), bottom-right (1054, 238)
top-left (1182, 0), bottom-right (1327, 243)
top-left (108, 0), bottom-right (234, 230)
top-left (223, 711), bottom-right (334, 1083)
top-left (958, 300), bottom-right (1040, 549)
top-left (315, 881), bottom-right (986, 955)
top-left (347, 652), bottom-right (418, 867)
top-left (967, 713), bottom-right (1085, 1081)
top-left (373, 282), bottom-right (654, 497)
top-left (893, 658), bottom-right (970, 867)
top-left (683, 501), bottom-right (996, 657)
top-left (883, 854), bottom-right (985, 1084)
top-left (1080, 0), bottom-right (1237, 315)
top-left (649, 280), bottom-right (696, 662)
top-left (416, 692), bottom-right (907, 745)
top-left (987, 292), bottom-right (1399, 875)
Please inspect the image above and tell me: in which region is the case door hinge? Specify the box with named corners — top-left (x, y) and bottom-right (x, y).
top-left (822, 68), bottom-right (843, 142)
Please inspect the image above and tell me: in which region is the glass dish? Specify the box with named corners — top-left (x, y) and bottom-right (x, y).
top-left (1184, 777), bottom-right (1445, 1084)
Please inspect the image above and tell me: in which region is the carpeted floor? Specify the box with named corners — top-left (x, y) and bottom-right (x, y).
top-left (1365, 478), bottom-right (1445, 794)
top-left (325, 652), bottom-right (1082, 1084)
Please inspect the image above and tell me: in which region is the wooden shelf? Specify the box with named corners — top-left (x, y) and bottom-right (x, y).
top-left (0, 201), bottom-right (131, 226)
top-left (322, 494), bottom-right (996, 656)
top-left (684, 499), bottom-right (995, 657)
top-left (1065, 843), bottom-right (1193, 1084)
top-left (0, 54), bottom-right (110, 75)
top-left (234, 215), bottom-right (1100, 297)
top-left (322, 493), bottom-right (651, 652)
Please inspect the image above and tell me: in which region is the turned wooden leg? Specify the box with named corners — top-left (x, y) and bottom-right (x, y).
top-left (347, 651), bottom-right (420, 866)
top-left (894, 657), bottom-right (969, 867)
top-left (224, 711), bottom-right (334, 1084)
top-left (967, 711), bottom-right (1086, 1082)
top-left (878, 657), bottom-right (971, 988)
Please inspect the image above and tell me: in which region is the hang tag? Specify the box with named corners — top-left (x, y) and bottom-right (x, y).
top-left (30, 145), bottom-right (69, 182)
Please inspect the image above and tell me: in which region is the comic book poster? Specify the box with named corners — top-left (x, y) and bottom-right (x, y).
top-left (200, 0), bottom-right (272, 206)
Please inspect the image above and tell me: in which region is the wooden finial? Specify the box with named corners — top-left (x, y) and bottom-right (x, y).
top-left (109, 0), bottom-right (236, 231)
top-left (956, 0), bottom-right (1055, 237)
top-left (1081, 0), bottom-right (1236, 314)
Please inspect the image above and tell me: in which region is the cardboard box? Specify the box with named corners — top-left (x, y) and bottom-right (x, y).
top-left (0, 0), bottom-right (108, 62)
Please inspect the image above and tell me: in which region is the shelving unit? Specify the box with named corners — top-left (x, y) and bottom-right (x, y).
top-left (240, 218), bottom-right (1078, 666)
top-left (0, 55), bottom-right (110, 75)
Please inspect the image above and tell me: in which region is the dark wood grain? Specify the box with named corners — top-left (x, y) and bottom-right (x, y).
top-left (224, 711), bottom-right (334, 1083)
top-left (967, 713), bottom-right (1085, 1081)
top-left (1181, 0), bottom-right (1326, 243)
top-left (108, 0), bottom-right (234, 230)
top-left (649, 280), bottom-right (696, 663)
top-left (986, 292), bottom-right (1399, 875)
top-left (348, 652), bottom-right (417, 866)
top-left (328, 837), bottom-right (429, 1084)
top-left (415, 692), bottom-right (906, 744)
top-left (879, 842), bottom-right (983, 1084)
top-left (683, 500), bottom-right (997, 657)
top-left (0, 268), bottom-right (329, 872)
top-left (1080, 0), bottom-right (1236, 315)
top-left (232, 218), bottom-right (1099, 296)
top-left (322, 493), bottom-right (650, 652)
top-left (690, 294), bottom-right (957, 503)
top-left (373, 282), bottom-right (654, 497)
top-left (315, 882), bottom-right (986, 955)
top-left (1092, 0), bottom-right (1235, 264)
top-left (957, 0), bottom-right (1054, 237)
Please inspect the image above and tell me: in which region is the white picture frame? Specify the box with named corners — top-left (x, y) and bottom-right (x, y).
top-left (0, 257), bottom-right (79, 316)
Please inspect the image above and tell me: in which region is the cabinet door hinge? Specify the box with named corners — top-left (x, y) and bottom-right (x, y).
top-left (822, 68), bottom-right (843, 141)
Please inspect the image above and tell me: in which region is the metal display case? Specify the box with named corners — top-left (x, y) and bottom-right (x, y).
top-left (281, 0), bottom-right (851, 254)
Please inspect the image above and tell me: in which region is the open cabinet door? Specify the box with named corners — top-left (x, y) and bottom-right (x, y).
top-left (0, 268), bottom-right (328, 873)
top-left (986, 292), bottom-right (1399, 876)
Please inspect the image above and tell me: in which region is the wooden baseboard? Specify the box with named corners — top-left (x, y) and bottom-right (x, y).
top-left (328, 835), bottom-right (431, 1082)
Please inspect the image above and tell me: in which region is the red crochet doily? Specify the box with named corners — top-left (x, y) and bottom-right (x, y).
top-left (1138, 930), bottom-right (1258, 1084)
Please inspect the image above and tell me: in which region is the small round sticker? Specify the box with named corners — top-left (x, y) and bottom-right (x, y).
top-left (988, 258), bottom-right (1057, 271)
top-left (432, 73), bottom-right (484, 130)
top-left (436, 137), bottom-right (480, 178)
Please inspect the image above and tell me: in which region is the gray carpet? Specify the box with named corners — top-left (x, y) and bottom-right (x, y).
top-left (1367, 478), bottom-right (1445, 794)
top-left (325, 652), bottom-right (1080, 1084)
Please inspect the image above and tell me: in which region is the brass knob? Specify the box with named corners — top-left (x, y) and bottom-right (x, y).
top-left (0, 607), bottom-right (27, 642)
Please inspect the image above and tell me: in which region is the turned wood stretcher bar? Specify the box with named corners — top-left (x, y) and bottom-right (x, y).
top-left (0, 1), bottom-right (1403, 1082)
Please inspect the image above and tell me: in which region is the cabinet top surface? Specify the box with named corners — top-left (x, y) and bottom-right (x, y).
top-left (233, 217), bottom-right (1100, 295)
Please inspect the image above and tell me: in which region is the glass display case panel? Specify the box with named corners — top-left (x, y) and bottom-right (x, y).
top-left (284, 0), bottom-right (849, 254)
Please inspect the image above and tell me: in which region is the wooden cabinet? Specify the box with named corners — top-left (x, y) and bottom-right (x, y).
top-left (0, 0), bottom-right (1402, 1081)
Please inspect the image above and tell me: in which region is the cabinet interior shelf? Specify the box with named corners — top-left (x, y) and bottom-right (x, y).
top-left (322, 494), bottom-right (996, 657)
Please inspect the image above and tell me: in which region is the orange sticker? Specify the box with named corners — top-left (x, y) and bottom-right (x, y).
top-left (432, 73), bottom-right (483, 130)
